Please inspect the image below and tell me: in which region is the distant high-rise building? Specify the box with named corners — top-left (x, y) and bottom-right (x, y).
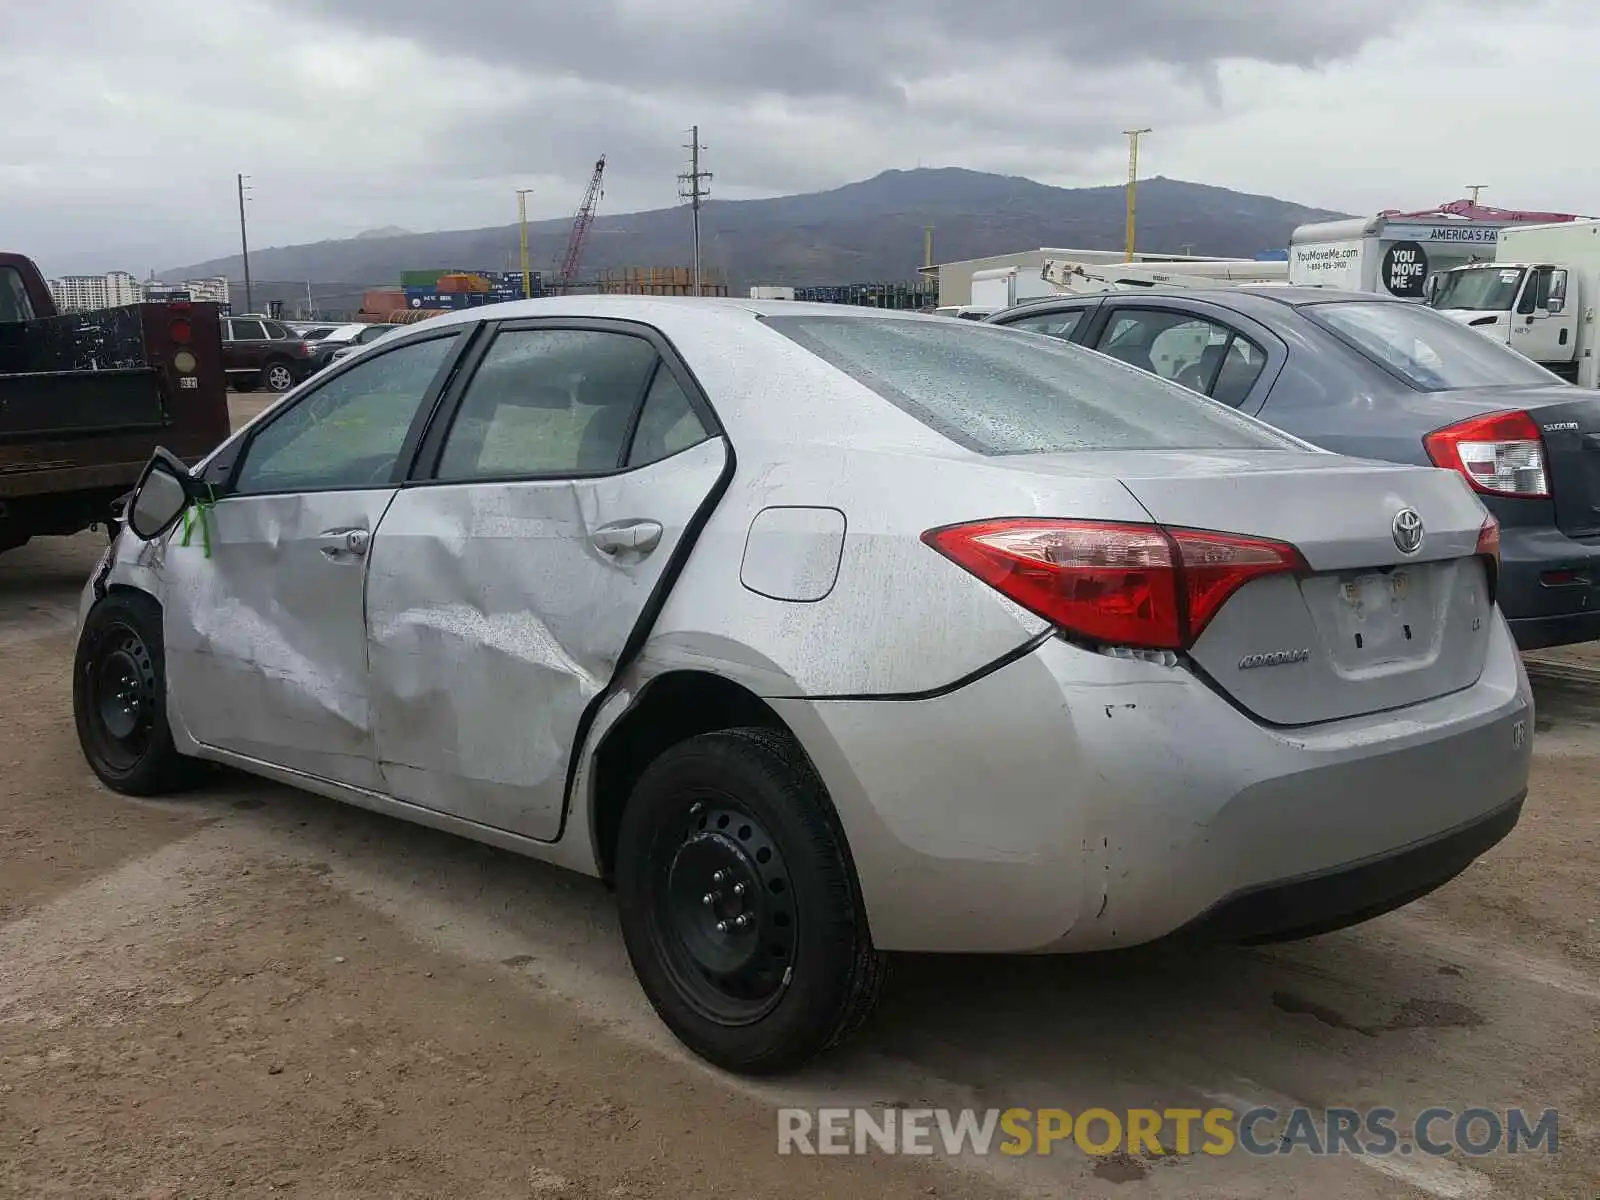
top-left (47, 271), bottom-right (230, 312)
top-left (47, 270), bottom-right (143, 311)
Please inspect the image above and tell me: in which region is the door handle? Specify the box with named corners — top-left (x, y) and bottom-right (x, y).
top-left (591, 520), bottom-right (663, 556)
top-left (318, 528), bottom-right (370, 559)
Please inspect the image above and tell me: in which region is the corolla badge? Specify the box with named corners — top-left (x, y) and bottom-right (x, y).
top-left (1392, 507), bottom-right (1424, 555)
top-left (1238, 648), bottom-right (1310, 670)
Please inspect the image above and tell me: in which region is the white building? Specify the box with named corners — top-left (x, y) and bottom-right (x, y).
top-left (144, 276), bottom-right (231, 308)
top-left (47, 270), bottom-right (144, 312)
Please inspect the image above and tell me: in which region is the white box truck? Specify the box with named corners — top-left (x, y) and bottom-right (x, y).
top-left (1428, 220), bottom-right (1600, 386)
top-left (1288, 214), bottom-right (1506, 297)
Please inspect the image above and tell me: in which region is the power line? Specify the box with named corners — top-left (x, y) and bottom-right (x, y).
top-left (678, 126), bottom-right (713, 296)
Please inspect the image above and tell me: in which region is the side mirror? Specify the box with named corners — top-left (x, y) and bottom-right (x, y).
top-left (126, 448), bottom-right (196, 542)
top-left (1547, 295), bottom-right (1565, 315)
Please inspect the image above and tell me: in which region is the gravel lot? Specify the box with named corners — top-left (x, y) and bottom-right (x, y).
top-left (0, 397), bottom-right (1594, 1197)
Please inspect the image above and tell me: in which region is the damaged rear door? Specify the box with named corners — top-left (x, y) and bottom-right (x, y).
top-left (364, 320), bottom-right (728, 841)
top-left (161, 330), bottom-right (467, 787)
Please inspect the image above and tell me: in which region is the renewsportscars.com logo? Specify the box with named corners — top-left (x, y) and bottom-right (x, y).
top-left (777, 1106), bottom-right (1560, 1159)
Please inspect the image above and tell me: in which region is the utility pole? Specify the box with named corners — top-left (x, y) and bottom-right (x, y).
top-left (236, 173), bottom-right (254, 314)
top-left (1122, 128), bottom-right (1151, 262)
top-left (678, 126), bottom-right (712, 295)
top-left (516, 188), bottom-right (534, 298)
top-left (924, 224), bottom-right (934, 269)
top-left (1465, 184), bottom-right (1488, 205)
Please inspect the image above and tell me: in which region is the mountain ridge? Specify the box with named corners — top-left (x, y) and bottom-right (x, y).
top-left (165, 168), bottom-right (1349, 296)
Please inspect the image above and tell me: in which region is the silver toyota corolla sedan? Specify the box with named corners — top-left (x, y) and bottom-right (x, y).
top-left (73, 297), bottom-right (1533, 1075)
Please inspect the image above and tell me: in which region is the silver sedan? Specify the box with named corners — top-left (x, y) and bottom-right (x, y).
top-left (74, 297), bottom-right (1533, 1075)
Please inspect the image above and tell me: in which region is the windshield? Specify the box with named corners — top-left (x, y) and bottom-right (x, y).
top-left (762, 314), bottom-right (1302, 455)
top-left (1430, 266), bottom-right (1524, 312)
top-left (1309, 300), bottom-right (1560, 391)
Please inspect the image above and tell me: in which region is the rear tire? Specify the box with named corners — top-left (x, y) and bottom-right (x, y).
top-left (615, 726), bottom-right (887, 1075)
top-left (73, 590), bottom-right (205, 796)
top-left (261, 359), bottom-right (295, 393)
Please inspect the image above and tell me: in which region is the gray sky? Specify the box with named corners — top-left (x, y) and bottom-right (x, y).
top-left (8, 0), bottom-right (1595, 275)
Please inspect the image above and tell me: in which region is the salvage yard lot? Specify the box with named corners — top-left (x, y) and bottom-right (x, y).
top-left (0, 397), bottom-right (1595, 1198)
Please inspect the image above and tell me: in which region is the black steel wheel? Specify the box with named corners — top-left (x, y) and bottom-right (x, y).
top-left (615, 726), bottom-right (887, 1075)
top-left (654, 795), bottom-right (799, 1025)
top-left (73, 591), bottom-right (204, 795)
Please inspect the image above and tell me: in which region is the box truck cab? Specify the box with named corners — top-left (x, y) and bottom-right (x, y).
top-left (1428, 220), bottom-right (1600, 386)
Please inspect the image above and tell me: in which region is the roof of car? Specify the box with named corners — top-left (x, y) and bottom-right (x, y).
top-left (993, 285), bottom-right (1395, 316)
top-left (407, 294), bottom-right (953, 332)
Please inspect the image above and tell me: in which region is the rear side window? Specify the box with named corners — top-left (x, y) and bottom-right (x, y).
top-left (0, 268), bottom-right (35, 323)
top-left (1003, 310), bottom-right (1086, 340)
top-left (763, 315), bottom-right (1298, 455)
top-left (434, 328), bottom-right (660, 479)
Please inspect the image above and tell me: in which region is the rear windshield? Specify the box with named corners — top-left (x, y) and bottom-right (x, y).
top-left (762, 314), bottom-right (1299, 455)
top-left (1307, 300), bottom-right (1558, 391)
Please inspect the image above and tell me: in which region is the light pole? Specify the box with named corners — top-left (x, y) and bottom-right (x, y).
top-left (516, 188), bottom-right (534, 298)
top-left (1122, 128), bottom-right (1151, 262)
top-left (237, 173), bottom-right (254, 314)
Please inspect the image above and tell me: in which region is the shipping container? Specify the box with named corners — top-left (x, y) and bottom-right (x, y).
top-left (792, 282), bottom-right (936, 309)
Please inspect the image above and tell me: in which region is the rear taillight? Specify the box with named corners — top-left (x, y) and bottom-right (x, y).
top-left (1476, 514), bottom-right (1501, 605)
top-left (1424, 410), bottom-right (1548, 498)
top-left (169, 317), bottom-right (192, 344)
top-left (921, 518), bottom-right (1305, 651)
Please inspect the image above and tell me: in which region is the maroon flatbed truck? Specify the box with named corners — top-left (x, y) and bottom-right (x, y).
top-left (0, 252), bottom-right (230, 554)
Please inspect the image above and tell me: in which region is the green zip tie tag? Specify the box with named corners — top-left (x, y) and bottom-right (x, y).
top-left (178, 485), bottom-right (218, 558)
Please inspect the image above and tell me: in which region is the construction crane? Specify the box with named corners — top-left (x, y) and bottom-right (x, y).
top-left (555, 156), bottom-right (606, 291)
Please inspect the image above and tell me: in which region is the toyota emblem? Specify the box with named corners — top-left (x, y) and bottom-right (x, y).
top-left (1392, 507), bottom-right (1424, 555)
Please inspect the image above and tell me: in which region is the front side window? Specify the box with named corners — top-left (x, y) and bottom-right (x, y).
top-left (1309, 300), bottom-right (1559, 391)
top-left (763, 314), bottom-right (1298, 455)
top-left (434, 328), bottom-right (660, 480)
top-left (232, 334), bottom-right (459, 494)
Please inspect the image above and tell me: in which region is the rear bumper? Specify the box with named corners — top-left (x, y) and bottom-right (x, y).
top-left (775, 616), bottom-right (1532, 954)
top-left (1170, 792), bottom-right (1524, 945)
top-left (1498, 524), bottom-right (1600, 648)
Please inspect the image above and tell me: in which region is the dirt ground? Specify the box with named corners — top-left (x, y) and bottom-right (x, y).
top-left (0, 399), bottom-right (1595, 1197)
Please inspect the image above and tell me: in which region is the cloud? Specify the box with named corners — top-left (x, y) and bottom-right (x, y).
top-left (4, 0), bottom-right (1597, 274)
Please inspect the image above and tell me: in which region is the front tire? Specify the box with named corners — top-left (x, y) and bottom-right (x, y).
top-left (73, 590), bottom-right (204, 796)
top-left (615, 726), bottom-right (887, 1075)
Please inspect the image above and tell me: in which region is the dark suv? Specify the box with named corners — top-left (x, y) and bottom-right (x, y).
top-left (221, 316), bottom-right (319, 393)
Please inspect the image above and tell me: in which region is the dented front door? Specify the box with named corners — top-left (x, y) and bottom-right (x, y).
top-left (161, 489), bottom-right (394, 787)
top-left (160, 329), bottom-right (468, 788)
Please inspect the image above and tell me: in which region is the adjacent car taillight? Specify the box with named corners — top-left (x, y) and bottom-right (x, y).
top-left (921, 518), bottom-right (1306, 651)
top-left (1476, 513), bottom-right (1501, 605)
top-left (1423, 410), bottom-right (1549, 498)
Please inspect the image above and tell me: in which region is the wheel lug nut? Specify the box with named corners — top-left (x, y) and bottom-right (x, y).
top-left (712, 870), bottom-right (725, 883)
top-left (702, 893), bottom-right (716, 906)
top-left (715, 920), bottom-right (729, 933)
top-left (732, 882), bottom-right (745, 896)
top-left (734, 915), bottom-right (750, 929)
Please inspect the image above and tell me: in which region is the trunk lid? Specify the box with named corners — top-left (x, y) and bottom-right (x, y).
top-left (1001, 449), bottom-right (1495, 726)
